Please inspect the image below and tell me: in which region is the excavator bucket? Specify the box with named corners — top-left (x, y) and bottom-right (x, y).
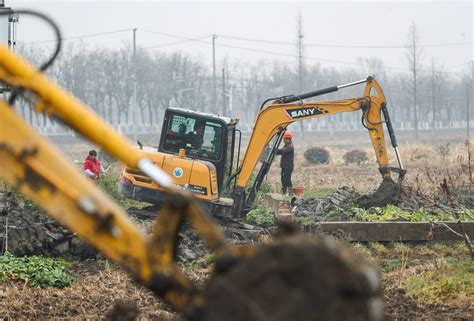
top-left (194, 230), bottom-right (383, 321)
top-left (356, 178), bottom-right (402, 209)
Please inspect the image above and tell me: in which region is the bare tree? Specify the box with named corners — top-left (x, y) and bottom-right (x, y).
top-left (405, 22), bottom-right (424, 138)
top-left (430, 58), bottom-right (448, 130)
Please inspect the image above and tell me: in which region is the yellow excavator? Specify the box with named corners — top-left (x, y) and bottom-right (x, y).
top-left (1, 10), bottom-right (388, 321)
top-left (119, 76), bottom-right (406, 217)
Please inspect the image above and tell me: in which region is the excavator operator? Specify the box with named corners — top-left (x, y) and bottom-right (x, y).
top-left (187, 120), bottom-right (206, 151)
top-left (276, 131), bottom-right (295, 194)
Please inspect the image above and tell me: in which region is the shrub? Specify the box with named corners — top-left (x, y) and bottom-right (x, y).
top-left (304, 147), bottom-right (330, 164)
top-left (343, 149), bottom-right (368, 164)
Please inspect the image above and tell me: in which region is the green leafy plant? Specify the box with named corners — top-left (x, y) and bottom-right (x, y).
top-left (350, 204), bottom-right (462, 222)
top-left (304, 147), bottom-right (330, 164)
top-left (246, 207), bottom-right (276, 227)
top-left (98, 170), bottom-right (142, 208)
top-left (0, 252), bottom-right (73, 288)
top-left (98, 172), bottom-right (123, 202)
top-left (343, 149), bottom-right (368, 164)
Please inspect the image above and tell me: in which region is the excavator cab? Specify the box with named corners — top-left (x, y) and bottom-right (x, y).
top-left (158, 107), bottom-right (239, 190)
top-left (119, 107), bottom-right (240, 208)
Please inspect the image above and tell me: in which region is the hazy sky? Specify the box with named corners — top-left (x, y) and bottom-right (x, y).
top-left (6, 1), bottom-right (474, 75)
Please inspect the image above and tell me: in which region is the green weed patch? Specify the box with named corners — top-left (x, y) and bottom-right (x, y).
top-left (246, 207), bottom-right (276, 227)
top-left (350, 204), bottom-right (467, 222)
top-left (0, 252), bottom-right (73, 288)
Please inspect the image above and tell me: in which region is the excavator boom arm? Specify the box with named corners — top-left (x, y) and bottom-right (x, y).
top-left (236, 77), bottom-right (394, 190)
top-left (233, 77), bottom-right (404, 216)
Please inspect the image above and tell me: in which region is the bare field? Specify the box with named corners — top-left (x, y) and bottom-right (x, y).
top-left (1, 243), bottom-right (472, 320)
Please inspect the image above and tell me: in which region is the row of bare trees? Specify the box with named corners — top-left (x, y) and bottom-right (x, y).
top-left (15, 37), bottom-right (472, 134)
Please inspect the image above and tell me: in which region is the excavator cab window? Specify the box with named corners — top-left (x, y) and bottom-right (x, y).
top-left (162, 113), bottom-right (223, 161)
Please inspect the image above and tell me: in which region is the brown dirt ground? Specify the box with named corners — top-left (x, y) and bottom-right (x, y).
top-left (0, 242), bottom-right (472, 320)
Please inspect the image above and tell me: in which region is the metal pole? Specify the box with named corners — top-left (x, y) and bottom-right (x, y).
top-left (222, 67), bottom-right (226, 116)
top-left (212, 34), bottom-right (217, 114)
top-left (413, 39), bottom-right (418, 139)
top-left (132, 28), bottom-right (138, 142)
top-left (297, 15), bottom-right (304, 137)
top-left (470, 61), bottom-right (474, 139)
top-left (431, 59), bottom-right (436, 130)
top-left (468, 81), bottom-right (471, 139)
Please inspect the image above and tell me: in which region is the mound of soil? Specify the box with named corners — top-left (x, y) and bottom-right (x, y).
top-left (292, 181), bottom-right (403, 221)
top-left (292, 186), bottom-right (361, 221)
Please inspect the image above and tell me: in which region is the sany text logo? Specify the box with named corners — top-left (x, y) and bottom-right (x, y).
top-left (285, 107), bottom-right (324, 119)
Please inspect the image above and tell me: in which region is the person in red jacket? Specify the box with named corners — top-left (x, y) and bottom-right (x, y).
top-left (83, 150), bottom-right (105, 181)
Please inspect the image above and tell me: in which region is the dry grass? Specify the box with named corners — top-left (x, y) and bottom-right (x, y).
top-left (0, 262), bottom-right (180, 320)
top-left (266, 140), bottom-right (474, 196)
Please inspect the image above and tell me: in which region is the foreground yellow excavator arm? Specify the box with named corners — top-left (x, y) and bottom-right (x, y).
top-left (0, 43), bottom-right (248, 312)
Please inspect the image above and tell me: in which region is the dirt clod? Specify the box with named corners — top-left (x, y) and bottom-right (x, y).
top-left (197, 233), bottom-right (382, 321)
top-left (105, 300), bottom-right (139, 321)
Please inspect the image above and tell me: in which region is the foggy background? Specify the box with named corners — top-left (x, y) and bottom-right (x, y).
top-left (3, 1), bottom-right (474, 141)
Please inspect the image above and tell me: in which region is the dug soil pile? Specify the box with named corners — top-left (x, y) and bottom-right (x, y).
top-left (292, 180), bottom-right (474, 221)
top-left (291, 183), bottom-right (403, 221)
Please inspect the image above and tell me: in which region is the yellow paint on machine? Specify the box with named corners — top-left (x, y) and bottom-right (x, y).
top-left (122, 147), bottom-right (217, 201)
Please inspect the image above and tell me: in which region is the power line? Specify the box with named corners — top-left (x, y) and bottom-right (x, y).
top-left (18, 28), bottom-right (134, 45)
top-left (16, 27), bottom-right (467, 74)
top-left (217, 34), bottom-right (474, 49)
top-left (143, 35), bottom-right (212, 50)
top-left (136, 29), bottom-right (466, 74)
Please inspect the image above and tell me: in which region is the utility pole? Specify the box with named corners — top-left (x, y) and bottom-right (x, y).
top-left (132, 28), bottom-right (138, 142)
top-left (470, 61), bottom-right (474, 139)
top-left (222, 67), bottom-right (226, 116)
top-left (468, 81), bottom-right (471, 139)
top-left (431, 58), bottom-right (435, 131)
top-left (212, 34), bottom-right (217, 114)
top-left (297, 13), bottom-right (304, 137)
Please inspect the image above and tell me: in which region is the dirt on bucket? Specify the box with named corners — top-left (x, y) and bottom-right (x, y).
top-left (195, 230), bottom-right (383, 321)
top-left (355, 178), bottom-right (401, 209)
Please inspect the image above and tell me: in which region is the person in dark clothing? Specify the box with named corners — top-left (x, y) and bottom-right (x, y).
top-left (188, 121), bottom-right (206, 150)
top-left (276, 131), bottom-right (294, 194)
